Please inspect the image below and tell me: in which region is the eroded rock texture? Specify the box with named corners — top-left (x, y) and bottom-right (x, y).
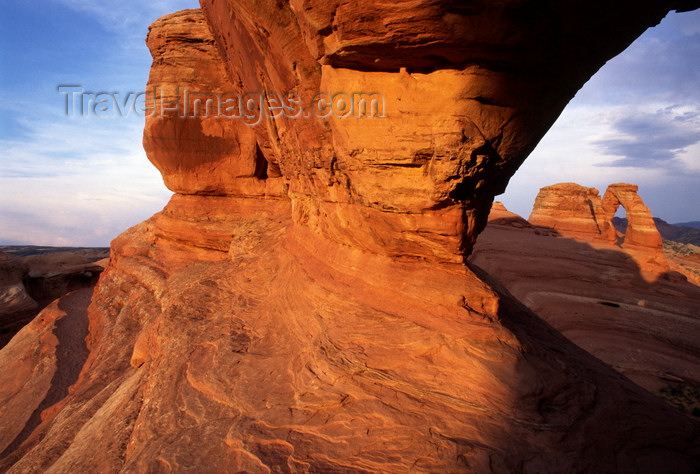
top-left (2, 2), bottom-right (700, 472)
top-left (0, 252), bottom-right (38, 346)
top-left (528, 183), bottom-right (612, 241)
top-left (195, 0), bottom-right (700, 260)
top-left (529, 182), bottom-right (668, 275)
top-left (602, 183), bottom-right (665, 251)
top-left (529, 182), bottom-right (665, 250)
top-left (0, 250), bottom-right (107, 348)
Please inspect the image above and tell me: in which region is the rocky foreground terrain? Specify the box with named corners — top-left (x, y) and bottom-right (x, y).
top-left (0, 248), bottom-right (108, 348)
top-left (1, 1), bottom-right (700, 472)
top-left (471, 188), bottom-right (700, 415)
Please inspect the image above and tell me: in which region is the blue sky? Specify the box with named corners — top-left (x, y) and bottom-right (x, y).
top-left (0, 1), bottom-right (698, 246)
top-left (501, 10), bottom-right (700, 222)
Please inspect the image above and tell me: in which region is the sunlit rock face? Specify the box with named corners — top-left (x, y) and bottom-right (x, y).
top-left (529, 182), bottom-right (669, 276)
top-left (1, 3), bottom-right (700, 473)
top-left (199, 0), bottom-right (699, 261)
top-left (602, 183), bottom-right (665, 251)
top-left (142, 10), bottom-right (285, 198)
top-left (528, 183), bottom-right (611, 241)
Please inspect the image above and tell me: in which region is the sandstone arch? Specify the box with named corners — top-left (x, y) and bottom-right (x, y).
top-left (528, 182), bottom-right (664, 253)
top-left (1, 2), bottom-right (699, 472)
top-left (602, 183), bottom-right (664, 251)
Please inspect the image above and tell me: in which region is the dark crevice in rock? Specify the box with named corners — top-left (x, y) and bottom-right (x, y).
top-left (1, 288), bottom-right (91, 460)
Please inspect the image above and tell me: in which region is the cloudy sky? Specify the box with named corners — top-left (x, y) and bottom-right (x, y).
top-left (0, 1), bottom-right (698, 246)
top-left (501, 10), bottom-right (700, 222)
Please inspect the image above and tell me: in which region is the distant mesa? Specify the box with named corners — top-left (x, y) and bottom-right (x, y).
top-left (676, 221), bottom-right (700, 230)
top-left (660, 219), bottom-right (700, 241)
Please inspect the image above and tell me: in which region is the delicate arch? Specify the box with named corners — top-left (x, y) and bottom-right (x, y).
top-left (601, 183), bottom-right (663, 250)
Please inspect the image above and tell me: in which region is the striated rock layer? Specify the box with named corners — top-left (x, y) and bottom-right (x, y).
top-left (529, 182), bottom-right (664, 250)
top-left (602, 183), bottom-right (665, 251)
top-left (2, 3), bottom-right (700, 472)
top-left (528, 183), bottom-right (611, 241)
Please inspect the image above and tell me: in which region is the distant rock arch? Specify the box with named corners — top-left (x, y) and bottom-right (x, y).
top-left (601, 183), bottom-right (663, 251)
top-left (529, 182), bottom-right (663, 252)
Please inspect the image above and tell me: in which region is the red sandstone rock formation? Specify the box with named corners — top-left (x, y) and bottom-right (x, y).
top-left (602, 183), bottom-right (664, 251)
top-left (0, 250), bottom-right (107, 348)
top-left (528, 182), bottom-right (669, 275)
top-left (487, 201), bottom-right (533, 229)
top-left (195, 0), bottom-right (700, 260)
top-left (529, 182), bottom-right (666, 250)
top-left (2, 3), bottom-right (700, 472)
top-left (528, 183), bottom-right (610, 240)
top-left (142, 12), bottom-right (284, 197)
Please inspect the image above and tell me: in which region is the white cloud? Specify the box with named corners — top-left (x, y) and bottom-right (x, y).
top-left (501, 101), bottom-right (699, 221)
top-left (574, 11), bottom-right (700, 106)
top-left (589, 104), bottom-right (700, 168)
top-left (0, 0), bottom-right (197, 246)
top-left (0, 115), bottom-right (171, 246)
top-left (500, 10), bottom-right (700, 223)
top-left (50, 0), bottom-right (200, 38)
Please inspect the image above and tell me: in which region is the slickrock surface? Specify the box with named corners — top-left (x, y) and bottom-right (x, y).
top-left (0, 289), bottom-right (91, 462)
top-left (2, 3), bottom-right (700, 472)
top-left (472, 202), bottom-right (700, 399)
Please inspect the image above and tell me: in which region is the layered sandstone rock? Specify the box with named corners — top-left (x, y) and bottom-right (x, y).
top-left (2, 2), bottom-right (700, 472)
top-left (528, 182), bottom-right (668, 275)
top-left (487, 201), bottom-right (533, 229)
top-left (0, 289), bottom-right (91, 461)
top-left (528, 183), bottom-right (611, 240)
top-left (602, 183), bottom-right (664, 251)
top-left (196, 0), bottom-right (700, 261)
top-left (142, 11), bottom-right (285, 198)
top-left (0, 249), bottom-right (107, 348)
